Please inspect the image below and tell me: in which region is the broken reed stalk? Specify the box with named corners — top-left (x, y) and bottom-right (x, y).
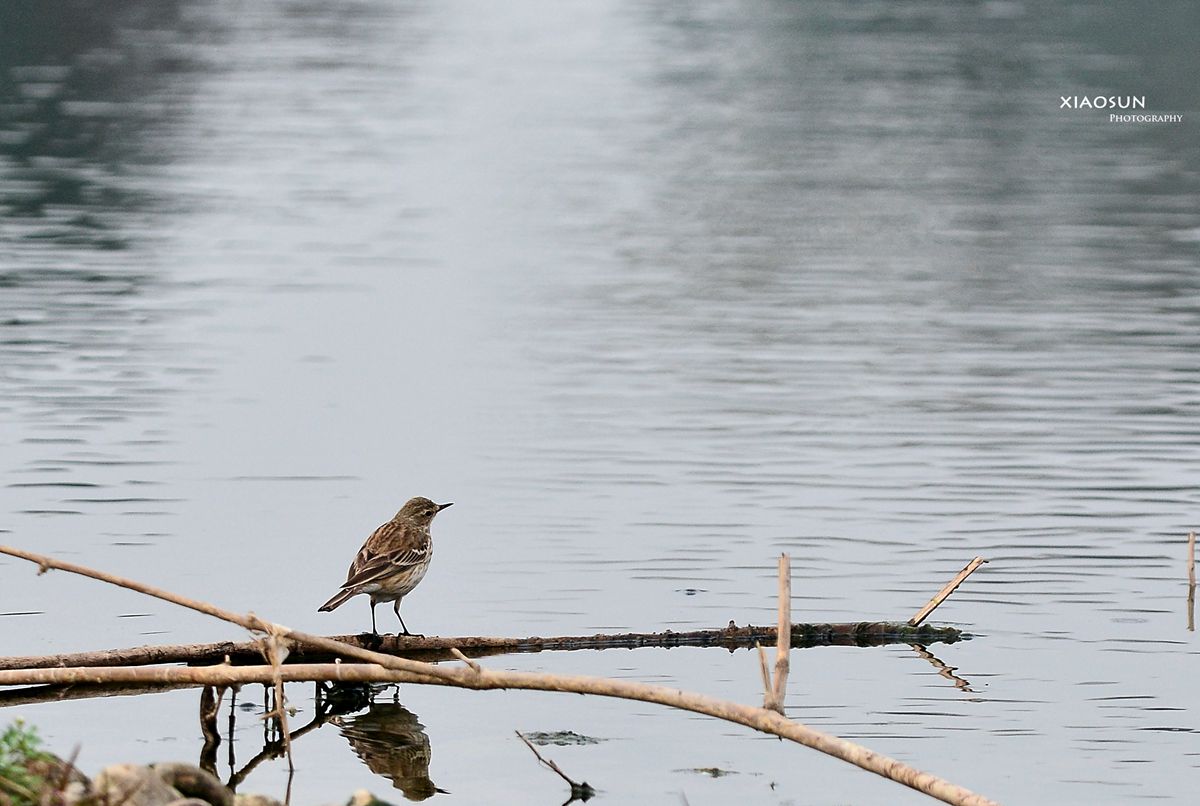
top-left (0, 545), bottom-right (999, 806)
top-left (908, 557), bottom-right (988, 627)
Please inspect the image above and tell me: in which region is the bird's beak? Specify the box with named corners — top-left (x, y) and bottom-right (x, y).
top-left (437, 502), bottom-right (454, 511)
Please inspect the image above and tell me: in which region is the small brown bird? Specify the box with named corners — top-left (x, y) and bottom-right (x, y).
top-left (318, 497), bottom-right (453, 635)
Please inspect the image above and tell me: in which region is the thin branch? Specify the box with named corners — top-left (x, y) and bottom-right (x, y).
top-left (0, 544), bottom-right (999, 806)
top-left (755, 642), bottom-right (772, 704)
top-left (908, 557), bottom-right (988, 627)
top-left (0, 544), bottom-right (465, 678)
top-left (516, 730), bottom-right (594, 801)
top-left (450, 647), bottom-right (481, 673)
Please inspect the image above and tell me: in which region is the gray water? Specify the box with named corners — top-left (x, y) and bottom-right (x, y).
top-left (2, 1), bottom-right (1198, 804)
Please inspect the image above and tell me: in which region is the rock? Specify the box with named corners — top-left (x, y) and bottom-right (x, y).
top-left (345, 790), bottom-right (398, 806)
top-left (152, 763), bottom-right (232, 806)
top-left (90, 763), bottom-right (239, 806)
top-left (94, 764), bottom-right (184, 806)
top-left (234, 795), bottom-right (285, 806)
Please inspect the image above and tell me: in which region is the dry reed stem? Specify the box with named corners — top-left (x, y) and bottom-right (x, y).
top-left (1188, 532), bottom-right (1196, 588)
top-left (1188, 532), bottom-right (1196, 633)
top-left (771, 553), bottom-right (791, 712)
top-left (755, 642), bottom-right (772, 702)
top-left (0, 544), bottom-right (999, 806)
top-left (908, 557), bottom-right (988, 627)
top-left (1188, 585), bottom-right (1195, 633)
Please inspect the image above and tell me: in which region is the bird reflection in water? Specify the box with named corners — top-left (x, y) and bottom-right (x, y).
top-left (337, 700), bottom-right (447, 801)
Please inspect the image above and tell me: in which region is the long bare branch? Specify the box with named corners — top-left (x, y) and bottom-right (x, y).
top-left (0, 660), bottom-right (997, 806)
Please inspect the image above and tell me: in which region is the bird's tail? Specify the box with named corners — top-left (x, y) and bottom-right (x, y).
top-left (318, 587), bottom-right (356, 612)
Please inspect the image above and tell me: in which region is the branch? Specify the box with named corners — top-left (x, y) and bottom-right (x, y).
top-left (908, 557), bottom-right (988, 627)
top-left (0, 544), bottom-right (466, 678)
top-left (0, 661), bottom-right (997, 806)
top-left (755, 643), bottom-right (772, 704)
top-left (516, 731), bottom-right (595, 801)
top-left (0, 623), bottom-right (965, 672)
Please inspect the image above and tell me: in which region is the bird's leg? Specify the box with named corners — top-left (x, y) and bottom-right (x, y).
top-left (370, 599), bottom-right (378, 636)
top-left (394, 599), bottom-right (412, 636)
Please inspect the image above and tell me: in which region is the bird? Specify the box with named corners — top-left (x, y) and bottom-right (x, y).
top-left (318, 497), bottom-right (452, 635)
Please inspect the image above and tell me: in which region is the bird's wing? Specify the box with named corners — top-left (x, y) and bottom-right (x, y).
top-left (340, 544), bottom-right (430, 589)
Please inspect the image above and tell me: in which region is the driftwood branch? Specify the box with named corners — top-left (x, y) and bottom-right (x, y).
top-left (0, 622), bottom-right (965, 673)
top-left (0, 544), bottom-right (998, 806)
top-left (908, 557), bottom-right (988, 627)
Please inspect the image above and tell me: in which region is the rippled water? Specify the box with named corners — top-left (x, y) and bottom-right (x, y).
top-left (2, 1), bottom-right (1198, 804)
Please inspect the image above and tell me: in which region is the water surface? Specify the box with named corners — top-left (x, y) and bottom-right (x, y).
top-left (2, 1), bottom-right (1198, 804)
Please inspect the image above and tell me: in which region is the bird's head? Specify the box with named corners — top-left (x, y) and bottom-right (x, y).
top-left (397, 496), bottom-right (453, 524)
